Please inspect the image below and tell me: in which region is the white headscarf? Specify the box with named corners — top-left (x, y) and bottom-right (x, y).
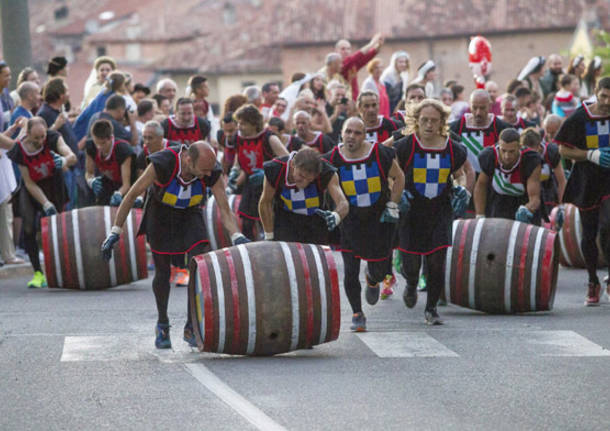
top-left (381, 51), bottom-right (410, 88)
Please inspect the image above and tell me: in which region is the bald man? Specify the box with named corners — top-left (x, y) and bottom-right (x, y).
top-left (291, 110), bottom-right (335, 153)
top-left (101, 141), bottom-right (249, 349)
top-left (450, 89), bottom-right (510, 173)
top-left (325, 117), bottom-right (405, 332)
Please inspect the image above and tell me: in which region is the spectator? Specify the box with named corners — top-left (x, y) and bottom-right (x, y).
top-left (73, 71), bottom-right (127, 141)
top-left (517, 56), bottom-right (546, 100)
top-left (412, 60), bottom-right (437, 98)
top-left (0, 119), bottom-right (25, 265)
top-left (335, 33), bottom-right (384, 100)
top-left (87, 94), bottom-right (137, 148)
top-left (156, 78), bottom-right (178, 111)
top-left (37, 78), bottom-right (82, 208)
top-left (567, 55), bottom-right (586, 96)
top-left (381, 50), bottom-right (410, 114)
top-left (81, 56), bottom-right (117, 108)
top-left (325, 81), bottom-right (351, 142)
top-left (10, 67), bottom-right (41, 107)
top-left (46, 56), bottom-right (68, 78)
top-left (440, 88), bottom-right (454, 107)
top-left (484, 80), bottom-right (502, 115)
top-left (552, 74), bottom-right (580, 118)
top-left (582, 56), bottom-right (603, 99)
top-left (539, 53), bottom-right (563, 98)
top-left (135, 99), bottom-right (156, 141)
top-left (361, 58), bottom-right (390, 118)
top-left (132, 83), bottom-right (150, 105)
top-left (449, 84), bottom-right (469, 122)
top-left (0, 61), bottom-right (14, 131)
top-left (152, 94), bottom-right (170, 117)
top-left (243, 85), bottom-right (262, 108)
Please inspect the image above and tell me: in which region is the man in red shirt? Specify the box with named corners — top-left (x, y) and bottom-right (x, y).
top-left (335, 33), bottom-right (384, 101)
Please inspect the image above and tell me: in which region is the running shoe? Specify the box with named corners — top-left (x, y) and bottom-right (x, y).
top-left (183, 322), bottom-right (197, 347)
top-left (417, 274), bottom-right (427, 291)
top-left (364, 272), bottom-right (380, 305)
top-left (403, 284), bottom-right (417, 308)
top-left (350, 312), bottom-right (367, 332)
top-left (380, 274), bottom-right (395, 299)
top-left (155, 323), bottom-right (172, 349)
top-left (174, 268), bottom-right (189, 287)
top-left (585, 283), bottom-right (601, 306)
top-left (27, 271), bottom-right (47, 289)
top-left (392, 250), bottom-right (402, 273)
top-left (424, 308), bottom-right (443, 325)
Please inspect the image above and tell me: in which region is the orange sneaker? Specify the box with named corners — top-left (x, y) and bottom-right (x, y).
top-left (174, 268), bottom-right (189, 287)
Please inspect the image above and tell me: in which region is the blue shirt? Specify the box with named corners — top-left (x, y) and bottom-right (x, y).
top-left (9, 105), bottom-right (33, 138)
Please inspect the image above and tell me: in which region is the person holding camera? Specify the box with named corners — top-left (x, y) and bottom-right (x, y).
top-left (326, 82), bottom-right (353, 142)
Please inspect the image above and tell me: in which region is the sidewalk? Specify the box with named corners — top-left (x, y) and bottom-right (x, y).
top-left (0, 262), bottom-right (34, 280)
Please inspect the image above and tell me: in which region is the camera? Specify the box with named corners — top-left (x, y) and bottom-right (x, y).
top-left (340, 97), bottom-right (348, 104)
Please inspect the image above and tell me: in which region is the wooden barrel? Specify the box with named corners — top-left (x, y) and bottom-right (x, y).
top-left (549, 203), bottom-right (606, 268)
top-left (188, 241), bottom-right (341, 355)
top-left (444, 218), bottom-right (559, 314)
top-left (204, 194), bottom-right (260, 249)
top-left (41, 206), bottom-right (147, 289)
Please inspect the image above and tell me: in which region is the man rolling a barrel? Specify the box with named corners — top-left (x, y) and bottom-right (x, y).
top-left (473, 128), bottom-right (542, 223)
top-left (555, 77), bottom-right (610, 306)
top-left (84, 119), bottom-right (136, 207)
top-left (325, 117), bottom-right (405, 332)
top-left (7, 117), bottom-right (77, 288)
top-left (258, 146), bottom-right (349, 244)
top-left (394, 99), bottom-right (473, 325)
top-left (229, 104), bottom-right (289, 240)
top-left (100, 141), bottom-right (250, 349)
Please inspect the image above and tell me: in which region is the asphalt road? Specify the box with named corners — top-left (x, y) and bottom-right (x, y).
top-left (1, 256), bottom-right (610, 431)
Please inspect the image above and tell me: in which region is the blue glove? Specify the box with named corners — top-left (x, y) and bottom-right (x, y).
top-left (109, 191), bottom-right (123, 207)
top-left (227, 167), bottom-right (240, 194)
top-left (315, 209), bottom-right (340, 231)
top-left (101, 230), bottom-right (121, 261)
top-left (232, 233), bottom-right (251, 245)
top-left (248, 169), bottom-right (265, 186)
top-left (88, 176), bottom-right (103, 197)
top-left (554, 205), bottom-right (565, 231)
top-left (133, 196), bottom-right (144, 209)
top-left (451, 186), bottom-right (471, 218)
top-left (43, 201), bottom-right (57, 217)
top-left (515, 205), bottom-right (534, 223)
top-left (50, 151), bottom-right (66, 170)
top-left (587, 147), bottom-right (610, 169)
top-left (380, 201), bottom-right (400, 223)
top-left (398, 190), bottom-right (413, 214)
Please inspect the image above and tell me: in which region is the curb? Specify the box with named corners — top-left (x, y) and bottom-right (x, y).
top-left (0, 263), bottom-right (34, 280)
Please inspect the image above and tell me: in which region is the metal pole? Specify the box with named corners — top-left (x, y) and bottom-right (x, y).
top-left (1, 0), bottom-right (32, 89)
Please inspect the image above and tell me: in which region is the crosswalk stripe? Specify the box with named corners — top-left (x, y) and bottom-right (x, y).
top-left (59, 330), bottom-right (610, 362)
top-left (357, 332), bottom-right (459, 358)
top-left (526, 330), bottom-right (610, 357)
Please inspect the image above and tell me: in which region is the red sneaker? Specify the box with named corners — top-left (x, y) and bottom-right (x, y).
top-left (585, 283), bottom-right (601, 306)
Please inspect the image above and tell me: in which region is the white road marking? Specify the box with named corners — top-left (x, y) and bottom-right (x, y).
top-left (185, 363), bottom-right (287, 431)
top-left (357, 332), bottom-right (459, 358)
top-left (526, 330), bottom-right (610, 357)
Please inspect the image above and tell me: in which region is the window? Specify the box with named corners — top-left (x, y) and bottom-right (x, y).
top-left (97, 46), bottom-right (107, 57)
